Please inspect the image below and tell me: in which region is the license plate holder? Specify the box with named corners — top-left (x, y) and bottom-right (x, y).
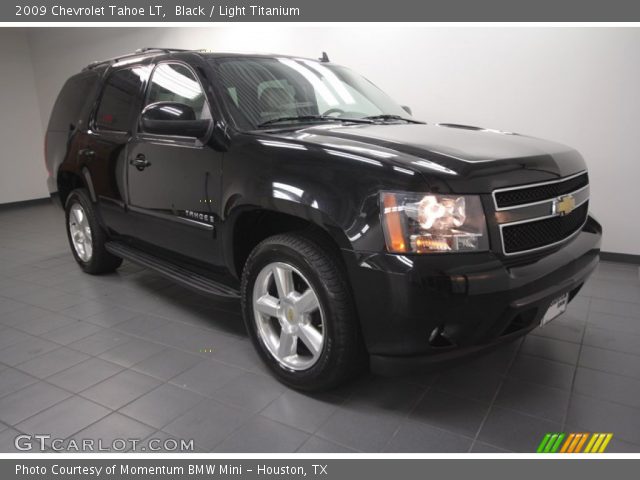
top-left (541, 293), bottom-right (569, 326)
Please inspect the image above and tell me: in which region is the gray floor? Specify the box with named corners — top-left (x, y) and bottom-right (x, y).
top-left (0, 202), bottom-right (639, 453)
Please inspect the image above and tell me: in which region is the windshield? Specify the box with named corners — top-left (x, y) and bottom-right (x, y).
top-left (210, 56), bottom-right (410, 130)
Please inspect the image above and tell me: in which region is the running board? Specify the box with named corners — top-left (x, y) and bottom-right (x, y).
top-left (105, 241), bottom-right (240, 300)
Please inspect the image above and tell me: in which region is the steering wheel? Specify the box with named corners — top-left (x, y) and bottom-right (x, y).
top-left (322, 108), bottom-right (345, 117)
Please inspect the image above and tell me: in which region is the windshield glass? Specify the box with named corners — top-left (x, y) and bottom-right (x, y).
top-left (210, 56), bottom-right (410, 129)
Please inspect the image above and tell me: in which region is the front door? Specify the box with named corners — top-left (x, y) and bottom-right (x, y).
top-left (126, 62), bottom-right (223, 267)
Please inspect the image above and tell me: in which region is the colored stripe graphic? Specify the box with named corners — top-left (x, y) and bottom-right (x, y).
top-left (584, 433), bottom-right (614, 453)
top-left (537, 433), bottom-right (565, 453)
top-left (549, 433), bottom-right (565, 453)
top-left (568, 433), bottom-right (581, 453)
top-left (536, 434), bottom-right (552, 453)
top-left (538, 433), bottom-right (613, 453)
top-left (560, 433), bottom-right (575, 453)
top-left (575, 433), bottom-right (589, 453)
top-left (584, 433), bottom-right (599, 453)
top-left (598, 434), bottom-right (613, 453)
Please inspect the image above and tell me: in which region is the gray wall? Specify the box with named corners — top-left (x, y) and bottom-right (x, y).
top-left (8, 27), bottom-right (640, 254)
top-left (0, 29), bottom-right (47, 203)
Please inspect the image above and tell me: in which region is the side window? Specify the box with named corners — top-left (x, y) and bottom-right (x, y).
top-left (95, 68), bottom-right (144, 132)
top-left (145, 63), bottom-right (210, 120)
top-left (48, 71), bottom-right (100, 132)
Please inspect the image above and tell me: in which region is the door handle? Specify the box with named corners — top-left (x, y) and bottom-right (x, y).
top-left (130, 154), bottom-right (151, 171)
top-left (78, 148), bottom-right (95, 160)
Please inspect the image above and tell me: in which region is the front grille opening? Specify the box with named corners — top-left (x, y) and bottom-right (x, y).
top-left (501, 308), bottom-right (538, 336)
top-left (502, 202), bottom-right (588, 254)
top-left (495, 173), bottom-right (588, 208)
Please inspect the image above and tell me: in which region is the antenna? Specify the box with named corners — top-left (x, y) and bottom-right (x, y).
top-left (319, 52), bottom-right (330, 63)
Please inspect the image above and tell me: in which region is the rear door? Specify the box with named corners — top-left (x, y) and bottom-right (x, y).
top-left (46, 70), bottom-right (101, 197)
top-left (126, 61), bottom-right (224, 266)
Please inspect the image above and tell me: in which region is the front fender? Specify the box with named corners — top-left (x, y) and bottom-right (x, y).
top-left (222, 197), bottom-right (353, 276)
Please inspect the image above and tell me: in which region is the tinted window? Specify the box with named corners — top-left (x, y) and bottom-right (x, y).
top-left (48, 71), bottom-right (100, 132)
top-left (145, 63), bottom-right (210, 120)
top-left (95, 68), bottom-right (144, 132)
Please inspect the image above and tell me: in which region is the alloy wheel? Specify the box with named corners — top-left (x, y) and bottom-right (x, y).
top-left (68, 203), bottom-right (93, 262)
top-left (252, 261), bottom-right (325, 371)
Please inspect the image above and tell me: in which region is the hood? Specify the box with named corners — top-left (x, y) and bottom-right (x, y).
top-left (268, 122), bottom-right (587, 193)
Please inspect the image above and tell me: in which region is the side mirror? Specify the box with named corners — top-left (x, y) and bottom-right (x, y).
top-left (140, 101), bottom-right (211, 138)
top-left (401, 105), bottom-right (412, 116)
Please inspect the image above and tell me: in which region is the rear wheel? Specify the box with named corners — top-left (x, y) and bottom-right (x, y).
top-left (241, 233), bottom-right (366, 391)
top-left (65, 189), bottom-right (122, 274)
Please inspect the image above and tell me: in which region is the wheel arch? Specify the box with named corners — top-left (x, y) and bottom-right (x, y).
top-left (57, 166), bottom-right (96, 206)
top-left (224, 200), bottom-right (352, 280)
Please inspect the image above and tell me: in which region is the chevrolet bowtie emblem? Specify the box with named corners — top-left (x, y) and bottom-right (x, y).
top-left (555, 194), bottom-right (576, 216)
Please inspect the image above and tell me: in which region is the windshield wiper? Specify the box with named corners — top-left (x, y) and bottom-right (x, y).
top-left (364, 114), bottom-right (424, 124)
top-left (257, 115), bottom-right (373, 128)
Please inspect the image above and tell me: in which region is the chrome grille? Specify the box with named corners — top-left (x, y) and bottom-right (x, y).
top-left (502, 202), bottom-right (589, 254)
top-left (494, 173), bottom-right (588, 209)
top-left (493, 171), bottom-right (590, 256)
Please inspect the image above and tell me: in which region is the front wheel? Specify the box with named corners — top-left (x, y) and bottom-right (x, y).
top-left (241, 233), bottom-right (366, 391)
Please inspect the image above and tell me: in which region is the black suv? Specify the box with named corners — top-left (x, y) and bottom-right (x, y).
top-left (45, 48), bottom-right (601, 390)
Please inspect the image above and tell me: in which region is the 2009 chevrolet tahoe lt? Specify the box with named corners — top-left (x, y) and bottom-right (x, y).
top-left (45, 48), bottom-right (602, 390)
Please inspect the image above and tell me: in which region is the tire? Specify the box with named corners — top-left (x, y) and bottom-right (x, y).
top-left (65, 188), bottom-right (122, 274)
top-left (241, 232), bottom-right (367, 391)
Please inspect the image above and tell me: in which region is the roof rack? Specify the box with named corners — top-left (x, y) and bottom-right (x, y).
top-left (135, 47), bottom-right (192, 54)
top-left (82, 48), bottom-right (193, 71)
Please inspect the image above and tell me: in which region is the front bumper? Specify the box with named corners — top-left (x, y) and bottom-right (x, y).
top-left (342, 216), bottom-right (602, 375)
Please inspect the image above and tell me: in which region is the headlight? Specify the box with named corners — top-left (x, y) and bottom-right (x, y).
top-left (380, 192), bottom-right (489, 253)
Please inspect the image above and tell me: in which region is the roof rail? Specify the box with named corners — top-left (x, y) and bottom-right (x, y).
top-left (134, 47), bottom-right (193, 54)
top-left (82, 47), bottom-right (194, 71)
